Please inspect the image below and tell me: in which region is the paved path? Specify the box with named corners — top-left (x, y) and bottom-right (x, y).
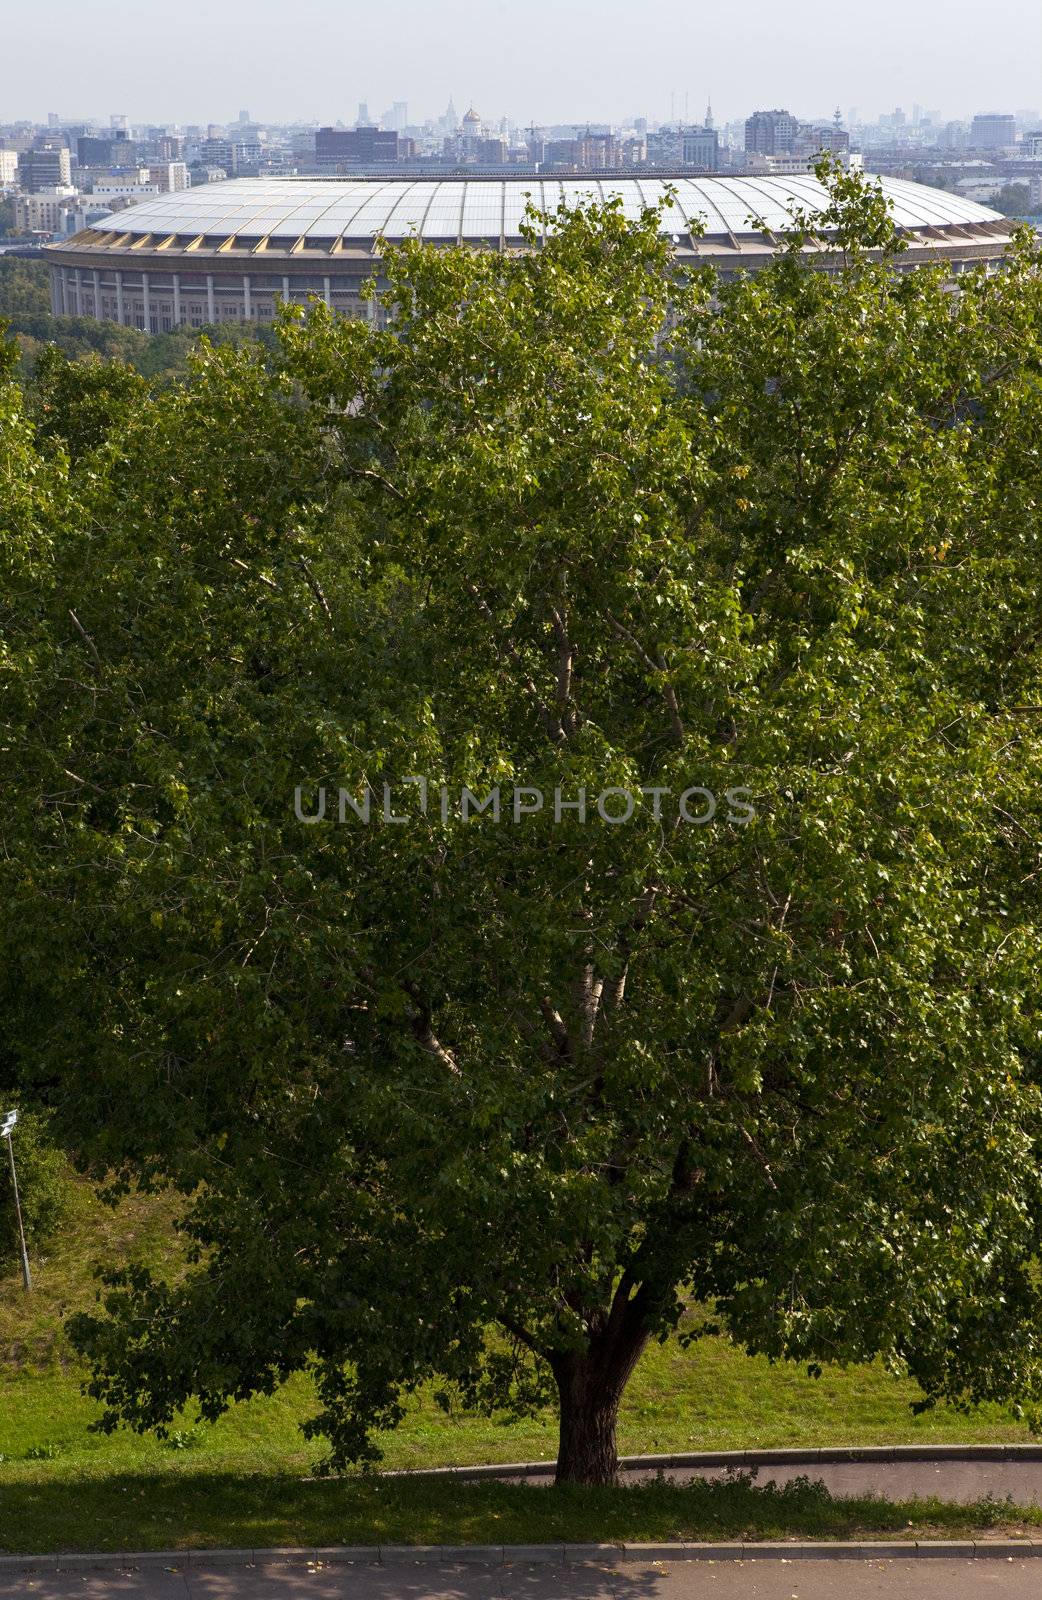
top-left (475, 1451), bottom-right (1042, 1505)
top-left (612, 1458), bottom-right (1042, 1504)
top-left (2, 1558), bottom-right (1042, 1600)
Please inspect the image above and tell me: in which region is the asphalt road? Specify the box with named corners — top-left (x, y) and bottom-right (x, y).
top-left (2, 1559), bottom-right (1042, 1600)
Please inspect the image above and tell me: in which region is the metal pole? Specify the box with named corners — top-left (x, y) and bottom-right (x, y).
top-left (4, 1132), bottom-right (32, 1291)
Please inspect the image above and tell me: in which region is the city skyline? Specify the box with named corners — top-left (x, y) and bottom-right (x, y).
top-left (4, 0), bottom-right (1040, 127)
top-left (8, 101), bottom-right (1042, 141)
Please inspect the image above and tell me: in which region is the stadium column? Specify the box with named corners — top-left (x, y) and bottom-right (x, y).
top-left (74, 268), bottom-right (82, 314)
top-left (50, 271), bottom-right (60, 315)
top-left (173, 275), bottom-right (181, 327)
top-left (243, 273), bottom-right (252, 319)
top-left (323, 275), bottom-right (331, 308)
top-left (207, 274), bottom-right (215, 323)
top-left (93, 268), bottom-right (101, 318)
top-left (115, 271), bottom-right (124, 325)
top-left (142, 272), bottom-right (151, 333)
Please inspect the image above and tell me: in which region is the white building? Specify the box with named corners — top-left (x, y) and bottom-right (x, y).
top-left (0, 150), bottom-right (18, 188)
top-left (14, 186), bottom-right (80, 235)
top-left (232, 141), bottom-right (264, 173)
top-left (148, 162), bottom-right (190, 192)
top-left (90, 181), bottom-right (160, 203)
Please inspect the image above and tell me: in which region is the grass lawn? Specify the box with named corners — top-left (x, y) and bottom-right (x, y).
top-left (1, 1172), bottom-right (1038, 1553)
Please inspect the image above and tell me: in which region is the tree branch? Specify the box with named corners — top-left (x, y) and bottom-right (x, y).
top-left (603, 610), bottom-right (684, 745)
top-left (538, 998), bottom-right (572, 1060)
top-left (403, 986), bottom-right (462, 1077)
top-left (296, 556), bottom-right (335, 633)
top-left (468, 584), bottom-right (565, 745)
top-left (548, 604), bottom-right (576, 735)
top-left (230, 557), bottom-right (280, 592)
top-left (68, 609), bottom-right (102, 671)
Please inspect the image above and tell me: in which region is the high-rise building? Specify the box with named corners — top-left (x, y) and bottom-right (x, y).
top-left (938, 121), bottom-right (968, 149)
top-left (148, 162), bottom-right (191, 192)
top-left (231, 141), bottom-right (264, 174)
top-left (540, 138), bottom-right (580, 167)
top-left (315, 126), bottom-right (399, 166)
top-left (970, 113), bottom-right (1016, 148)
top-left (580, 131), bottom-right (623, 168)
top-left (77, 131), bottom-right (133, 168)
top-left (683, 126), bottom-right (718, 168)
top-left (18, 144), bottom-right (72, 189)
top-left (199, 138), bottom-right (233, 170)
top-left (647, 126), bottom-right (718, 170)
top-left (745, 109), bottom-right (799, 156)
top-left (78, 135), bottom-right (115, 167)
top-left (538, 132), bottom-right (622, 170)
top-left (476, 137), bottom-right (508, 165)
top-left (793, 124), bottom-right (850, 160)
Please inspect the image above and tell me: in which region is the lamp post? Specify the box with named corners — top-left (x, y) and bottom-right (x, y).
top-left (2, 1110), bottom-right (32, 1291)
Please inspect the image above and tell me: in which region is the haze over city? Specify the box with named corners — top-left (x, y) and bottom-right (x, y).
top-left (6, 0), bottom-right (1041, 125)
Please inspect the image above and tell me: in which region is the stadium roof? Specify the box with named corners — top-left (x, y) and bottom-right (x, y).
top-left (80, 174), bottom-right (1002, 251)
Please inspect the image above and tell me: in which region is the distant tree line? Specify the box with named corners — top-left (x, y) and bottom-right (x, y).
top-left (0, 257), bottom-right (275, 378)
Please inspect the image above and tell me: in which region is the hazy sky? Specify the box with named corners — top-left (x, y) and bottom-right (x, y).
top-left (7, 0), bottom-right (1041, 126)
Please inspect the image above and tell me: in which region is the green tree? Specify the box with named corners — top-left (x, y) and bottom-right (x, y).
top-left (991, 183), bottom-right (1033, 218)
top-left (3, 173), bottom-right (1042, 1485)
top-left (0, 258), bottom-right (52, 318)
top-left (0, 1111), bottom-right (75, 1273)
top-left (28, 345), bottom-right (148, 461)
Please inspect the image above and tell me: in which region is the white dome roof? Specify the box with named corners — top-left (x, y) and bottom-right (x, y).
top-left (74, 173), bottom-right (1002, 249)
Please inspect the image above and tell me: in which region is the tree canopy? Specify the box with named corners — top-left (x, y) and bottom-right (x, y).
top-left (992, 183), bottom-right (1034, 219)
top-left (2, 170), bottom-right (1042, 1484)
top-left (0, 258), bottom-right (278, 378)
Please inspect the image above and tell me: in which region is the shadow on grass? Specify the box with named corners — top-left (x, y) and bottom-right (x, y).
top-left (2, 1468), bottom-right (1038, 1557)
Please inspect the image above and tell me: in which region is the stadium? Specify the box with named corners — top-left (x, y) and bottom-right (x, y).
top-left (42, 173), bottom-right (1013, 333)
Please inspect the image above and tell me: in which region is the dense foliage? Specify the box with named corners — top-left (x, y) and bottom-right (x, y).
top-left (0, 1112), bottom-right (74, 1273)
top-left (2, 169), bottom-right (1042, 1484)
top-left (992, 183), bottom-right (1035, 219)
top-left (0, 258), bottom-right (275, 377)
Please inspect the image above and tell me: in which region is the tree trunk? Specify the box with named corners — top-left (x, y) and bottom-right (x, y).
top-left (552, 1329), bottom-right (650, 1486)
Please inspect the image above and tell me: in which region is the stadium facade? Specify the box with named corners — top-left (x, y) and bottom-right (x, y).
top-left (42, 174), bottom-right (1013, 334)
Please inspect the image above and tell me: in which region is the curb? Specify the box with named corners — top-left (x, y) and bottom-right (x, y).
top-left (384, 1443), bottom-right (1042, 1481)
top-left (2, 1541), bottom-right (1042, 1571)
